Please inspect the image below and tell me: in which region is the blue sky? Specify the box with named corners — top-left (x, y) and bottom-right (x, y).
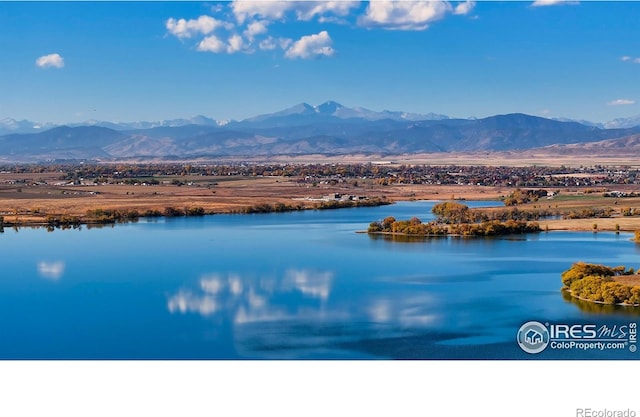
top-left (1, 1), bottom-right (640, 124)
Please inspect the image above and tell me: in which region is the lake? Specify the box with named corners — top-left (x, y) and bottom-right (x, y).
top-left (1, 201), bottom-right (638, 359)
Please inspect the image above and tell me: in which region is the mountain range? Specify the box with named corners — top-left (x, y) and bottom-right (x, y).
top-left (2, 101), bottom-right (640, 161)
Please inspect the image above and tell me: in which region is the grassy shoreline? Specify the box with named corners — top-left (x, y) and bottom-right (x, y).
top-left (4, 173), bottom-right (640, 232)
top-left (0, 198), bottom-right (393, 230)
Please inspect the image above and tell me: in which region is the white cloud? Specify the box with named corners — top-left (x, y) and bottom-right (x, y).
top-left (37, 261), bottom-right (65, 280)
top-left (197, 35), bottom-right (227, 53)
top-left (244, 19), bottom-right (269, 40)
top-left (259, 36), bottom-right (292, 51)
top-left (608, 99), bottom-right (636, 106)
top-left (621, 56), bottom-right (640, 64)
top-left (279, 37), bottom-right (293, 50)
top-left (358, 0), bottom-right (453, 31)
top-left (232, 0), bottom-right (359, 24)
top-left (197, 34), bottom-right (249, 54)
top-left (295, 1), bottom-right (361, 21)
top-left (285, 31), bottom-right (334, 59)
top-left (228, 34), bottom-right (246, 53)
top-left (172, 1), bottom-right (471, 58)
top-left (232, 1), bottom-right (293, 24)
top-left (166, 15), bottom-right (230, 39)
top-left (210, 4), bottom-right (225, 14)
top-left (259, 36), bottom-right (278, 50)
top-left (531, 0), bottom-right (579, 7)
top-left (35, 53), bottom-right (65, 69)
top-left (454, 1), bottom-right (476, 15)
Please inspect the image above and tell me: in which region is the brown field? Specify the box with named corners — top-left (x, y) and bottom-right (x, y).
top-left (0, 171), bottom-right (512, 225)
top-left (232, 152), bottom-right (640, 168)
top-left (613, 275), bottom-right (640, 286)
top-left (4, 157), bottom-right (640, 232)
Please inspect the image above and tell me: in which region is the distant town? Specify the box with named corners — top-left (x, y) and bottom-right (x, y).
top-left (2, 162), bottom-right (640, 189)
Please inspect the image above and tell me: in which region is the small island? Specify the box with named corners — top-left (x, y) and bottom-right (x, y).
top-left (561, 262), bottom-right (640, 306)
top-left (368, 201), bottom-right (541, 237)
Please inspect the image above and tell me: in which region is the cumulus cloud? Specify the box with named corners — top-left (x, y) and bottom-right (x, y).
top-left (197, 34), bottom-right (250, 54)
top-left (228, 34), bottom-right (245, 53)
top-left (169, 1), bottom-right (470, 58)
top-left (454, 1), bottom-right (476, 15)
top-left (358, 0), bottom-right (452, 30)
top-left (285, 31), bottom-right (334, 59)
top-left (244, 19), bottom-right (269, 40)
top-left (232, 1), bottom-right (293, 24)
top-left (531, 0), bottom-right (579, 6)
top-left (608, 99), bottom-right (636, 106)
top-left (231, 0), bottom-right (359, 24)
top-left (166, 15), bottom-right (231, 39)
top-left (35, 53), bottom-right (65, 69)
top-left (295, 1), bottom-right (361, 21)
top-left (197, 35), bottom-right (227, 53)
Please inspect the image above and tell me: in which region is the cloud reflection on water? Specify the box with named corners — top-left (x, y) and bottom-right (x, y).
top-left (167, 291), bottom-right (218, 315)
top-left (167, 269), bottom-right (439, 328)
top-left (283, 269), bottom-right (332, 300)
top-left (37, 261), bottom-right (65, 281)
top-left (167, 269), bottom-right (443, 358)
top-left (168, 269), bottom-right (333, 324)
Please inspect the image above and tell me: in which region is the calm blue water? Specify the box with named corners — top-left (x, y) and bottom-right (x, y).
top-left (1, 201), bottom-right (639, 359)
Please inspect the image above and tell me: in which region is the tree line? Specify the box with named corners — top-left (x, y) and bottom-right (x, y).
top-left (368, 202), bottom-right (541, 237)
top-left (561, 262), bottom-right (640, 306)
top-left (242, 197), bottom-right (390, 214)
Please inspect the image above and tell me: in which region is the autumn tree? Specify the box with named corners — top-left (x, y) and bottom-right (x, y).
top-left (432, 202), bottom-right (470, 224)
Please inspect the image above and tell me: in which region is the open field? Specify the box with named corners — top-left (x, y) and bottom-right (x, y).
top-left (614, 275), bottom-right (640, 286)
top-left (227, 152), bottom-right (640, 168)
top-left (3, 160), bottom-right (640, 232)
top-left (0, 171), bottom-right (511, 225)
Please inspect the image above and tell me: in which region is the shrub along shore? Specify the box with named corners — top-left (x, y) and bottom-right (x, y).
top-left (0, 198), bottom-right (391, 231)
top-left (367, 201), bottom-right (542, 237)
top-left (561, 262), bottom-right (640, 306)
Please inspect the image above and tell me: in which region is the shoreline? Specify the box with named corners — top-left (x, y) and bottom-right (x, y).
top-left (562, 288), bottom-right (640, 308)
top-left (4, 173), bottom-right (640, 232)
top-left (0, 198), bottom-right (393, 230)
top-left (3, 195), bottom-right (640, 232)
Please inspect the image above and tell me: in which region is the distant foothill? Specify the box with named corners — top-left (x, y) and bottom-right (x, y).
top-left (2, 101), bottom-right (640, 162)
